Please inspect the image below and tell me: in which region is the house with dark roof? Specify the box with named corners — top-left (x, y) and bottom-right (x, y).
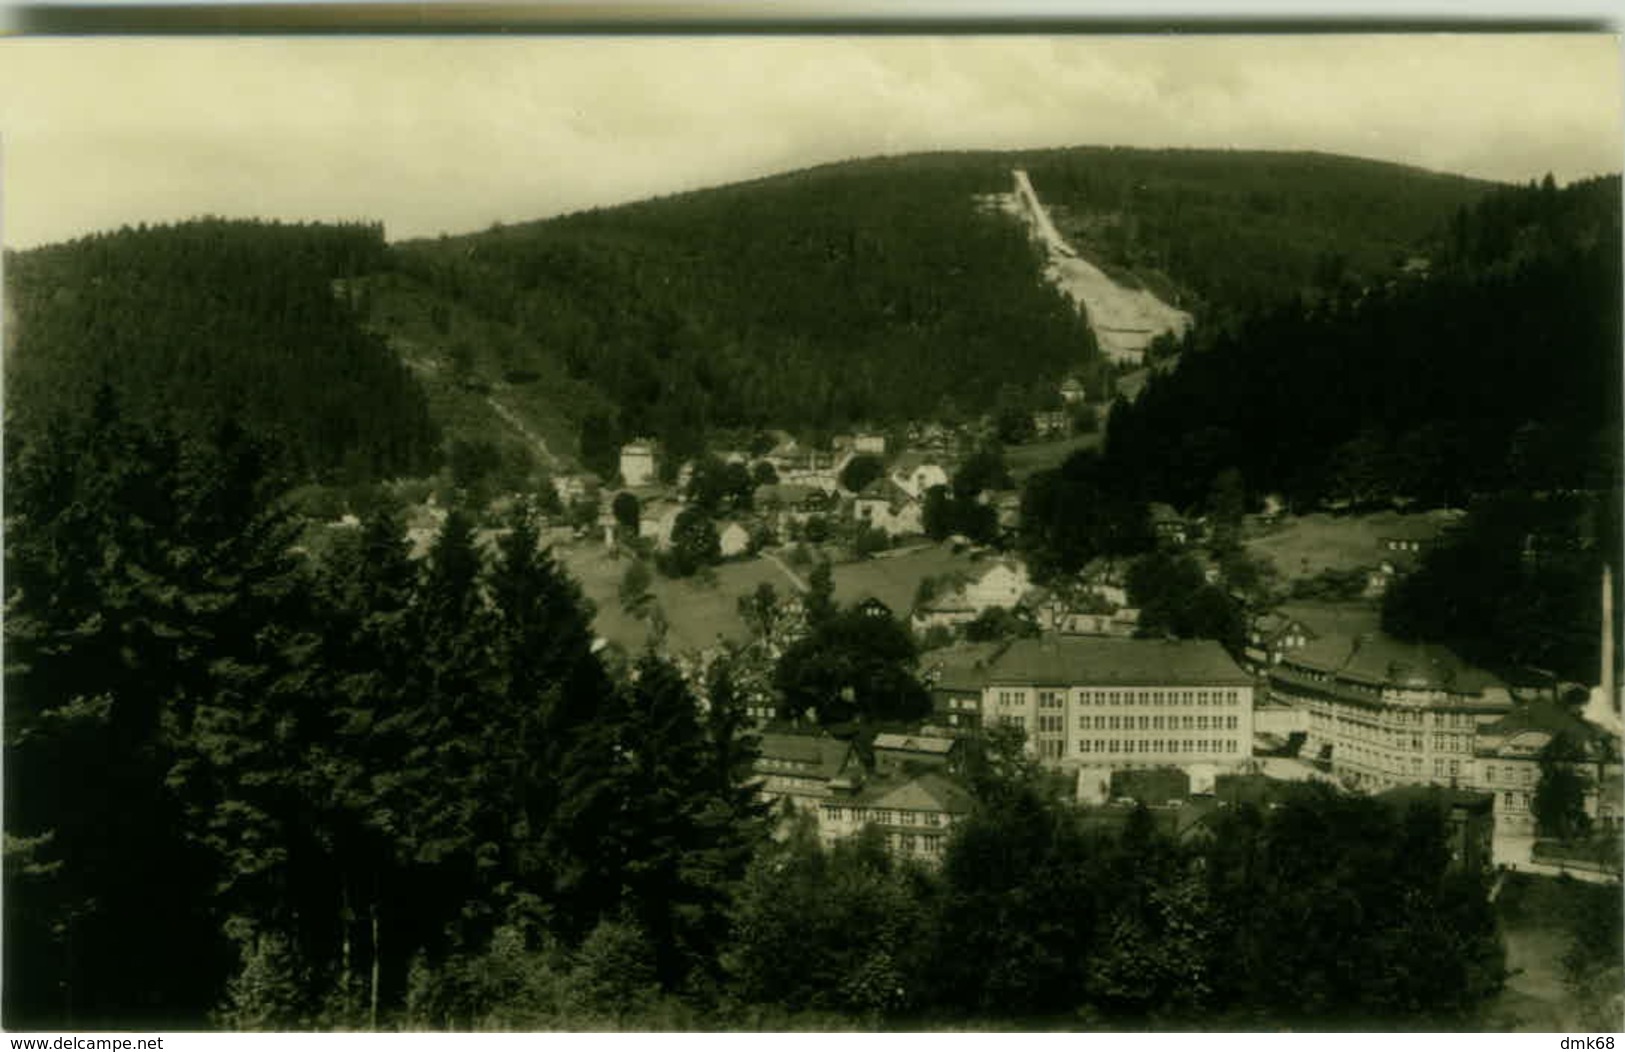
top-left (1243, 611), bottom-right (1315, 671)
top-left (920, 641), bottom-right (1006, 729)
top-left (1148, 503), bottom-right (1190, 547)
top-left (873, 731), bottom-right (964, 774)
top-left (978, 636), bottom-right (1256, 769)
top-left (753, 733), bottom-right (861, 810)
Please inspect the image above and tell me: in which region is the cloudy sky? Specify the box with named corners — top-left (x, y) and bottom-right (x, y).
top-left (0, 33), bottom-right (1619, 248)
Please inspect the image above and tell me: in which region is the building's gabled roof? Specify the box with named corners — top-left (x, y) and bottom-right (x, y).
top-left (931, 666), bottom-right (991, 692)
top-left (923, 642), bottom-right (1006, 692)
top-left (1480, 699), bottom-right (1620, 748)
top-left (859, 771), bottom-right (975, 815)
top-left (987, 637), bottom-right (1253, 687)
top-left (889, 450), bottom-right (934, 473)
top-left (756, 733), bottom-right (857, 781)
top-left (858, 477), bottom-right (914, 504)
top-left (972, 559), bottom-right (1028, 585)
top-left (1340, 636), bottom-right (1504, 694)
top-left (1272, 602), bottom-right (1380, 671)
top-left (873, 733), bottom-right (957, 756)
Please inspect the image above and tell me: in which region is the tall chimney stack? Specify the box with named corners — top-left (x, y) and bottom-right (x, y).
top-left (1604, 562), bottom-right (1617, 714)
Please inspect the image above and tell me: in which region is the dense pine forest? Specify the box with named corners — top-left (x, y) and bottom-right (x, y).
top-left (1101, 175), bottom-right (1622, 513)
top-left (4, 220), bottom-right (440, 483)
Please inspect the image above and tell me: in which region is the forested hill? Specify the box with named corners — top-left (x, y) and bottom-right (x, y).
top-left (1099, 174), bottom-right (1623, 514)
top-left (3, 150), bottom-right (1498, 485)
top-left (379, 147), bottom-right (1495, 470)
top-left (4, 220), bottom-right (440, 483)
top-left (384, 153), bottom-right (1098, 470)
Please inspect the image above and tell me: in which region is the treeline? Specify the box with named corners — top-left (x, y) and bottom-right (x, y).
top-left (1099, 175), bottom-right (1622, 514)
top-left (5, 219), bottom-right (440, 483)
top-left (726, 755), bottom-right (1505, 1027)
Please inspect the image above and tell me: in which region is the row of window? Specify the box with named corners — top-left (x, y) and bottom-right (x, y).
top-left (1303, 696), bottom-right (1481, 730)
top-left (1076, 738), bottom-right (1241, 756)
top-left (1078, 714), bottom-right (1240, 732)
top-left (1315, 713), bottom-right (1472, 756)
top-left (1076, 688), bottom-right (1243, 707)
top-left (820, 805), bottom-right (946, 828)
top-left (889, 833), bottom-right (946, 857)
top-left (757, 757), bottom-right (812, 772)
top-left (994, 688), bottom-right (1244, 708)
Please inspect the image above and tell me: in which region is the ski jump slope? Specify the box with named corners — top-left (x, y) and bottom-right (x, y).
top-left (1003, 168), bottom-right (1191, 366)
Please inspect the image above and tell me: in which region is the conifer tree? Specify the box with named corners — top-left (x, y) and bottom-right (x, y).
top-left (614, 654), bottom-right (763, 990)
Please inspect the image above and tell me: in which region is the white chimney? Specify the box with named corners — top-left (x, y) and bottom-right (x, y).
top-left (1605, 562), bottom-right (1617, 711)
top-left (1585, 563), bottom-right (1624, 735)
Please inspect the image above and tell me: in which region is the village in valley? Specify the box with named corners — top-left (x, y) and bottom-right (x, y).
top-left (383, 388), bottom-right (1620, 881)
top-left (6, 36), bottom-right (1622, 1035)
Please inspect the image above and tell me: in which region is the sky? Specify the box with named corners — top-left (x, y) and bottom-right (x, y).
top-left (0, 33), bottom-right (1620, 248)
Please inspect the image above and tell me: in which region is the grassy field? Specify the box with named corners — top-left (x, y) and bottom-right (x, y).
top-left (555, 543), bottom-right (802, 655)
top-left (1004, 433), bottom-right (1102, 482)
top-left (1244, 510), bottom-right (1461, 583)
top-left (830, 543), bottom-right (983, 617)
top-left (555, 540), bottom-right (991, 654)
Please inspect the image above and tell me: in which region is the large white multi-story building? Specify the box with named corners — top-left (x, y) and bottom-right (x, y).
top-left (1266, 613), bottom-right (1516, 792)
top-left (977, 637), bottom-right (1256, 768)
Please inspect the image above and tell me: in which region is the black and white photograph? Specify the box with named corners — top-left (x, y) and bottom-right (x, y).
top-left (1, 23), bottom-right (1622, 1036)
